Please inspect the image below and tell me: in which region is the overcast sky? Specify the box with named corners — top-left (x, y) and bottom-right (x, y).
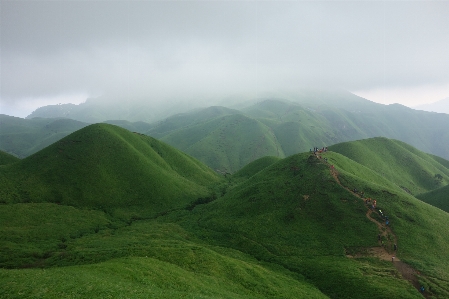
top-left (1, 0), bottom-right (449, 117)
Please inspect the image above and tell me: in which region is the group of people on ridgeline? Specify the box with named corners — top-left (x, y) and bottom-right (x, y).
top-left (311, 147), bottom-right (328, 153)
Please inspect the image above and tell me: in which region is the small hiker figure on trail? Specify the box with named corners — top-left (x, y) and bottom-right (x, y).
top-left (392, 256), bottom-right (395, 262)
top-left (378, 234), bottom-right (381, 241)
top-left (386, 220), bottom-right (389, 226)
top-left (394, 244), bottom-right (397, 251)
top-left (420, 286), bottom-right (425, 293)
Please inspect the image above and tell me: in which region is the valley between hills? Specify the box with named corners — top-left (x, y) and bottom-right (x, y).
top-left (1, 94), bottom-right (449, 298)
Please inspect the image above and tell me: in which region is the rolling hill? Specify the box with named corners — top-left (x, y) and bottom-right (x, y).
top-left (0, 123), bottom-right (220, 215)
top-left (328, 137), bottom-right (449, 195)
top-left (1, 129), bottom-right (449, 298)
top-left (168, 150), bottom-right (449, 298)
top-left (158, 113), bottom-right (284, 173)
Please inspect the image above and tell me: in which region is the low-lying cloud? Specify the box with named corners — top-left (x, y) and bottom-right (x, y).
top-left (1, 1), bottom-right (449, 117)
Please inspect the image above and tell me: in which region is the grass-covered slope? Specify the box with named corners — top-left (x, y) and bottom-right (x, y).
top-left (0, 150), bottom-right (20, 165)
top-left (1, 221), bottom-right (328, 298)
top-left (0, 114), bottom-right (89, 158)
top-left (159, 114), bottom-right (284, 173)
top-left (2, 140), bottom-right (449, 298)
top-left (165, 150), bottom-right (449, 298)
top-left (0, 203), bottom-right (327, 298)
top-left (232, 156), bottom-right (281, 179)
top-left (329, 137), bottom-right (449, 195)
top-left (416, 185), bottom-right (449, 213)
top-left (0, 123), bottom-right (220, 216)
top-left (326, 151), bottom-right (449, 295)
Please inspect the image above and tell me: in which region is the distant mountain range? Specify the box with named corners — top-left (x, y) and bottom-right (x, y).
top-left (4, 90), bottom-right (449, 174)
top-left (413, 97), bottom-right (449, 114)
top-left (1, 123), bottom-right (449, 297)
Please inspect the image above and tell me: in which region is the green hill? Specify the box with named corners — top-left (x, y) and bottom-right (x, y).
top-left (328, 137), bottom-right (449, 195)
top-left (0, 123), bottom-right (220, 215)
top-left (416, 185), bottom-right (449, 213)
top-left (325, 150), bottom-right (449, 287)
top-left (159, 113), bottom-right (284, 173)
top-left (233, 156), bottom-right (281, 179)
top-left (170, 151), bottom-right (449, 298)
top-left (2, 136), bottom-right (449, 298)
top-left (0, 114), bottom-right (89, 158)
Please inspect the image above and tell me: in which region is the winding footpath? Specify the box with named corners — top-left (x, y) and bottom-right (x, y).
top-left (326, 159), bottom-right (431, 298)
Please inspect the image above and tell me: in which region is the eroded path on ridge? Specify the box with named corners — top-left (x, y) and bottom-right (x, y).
top-left (325, 158), bottom-right (431, 298)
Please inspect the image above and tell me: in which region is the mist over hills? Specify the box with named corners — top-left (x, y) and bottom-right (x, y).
top-left (147, 95), bottom-right (449, 172)
top-left (26, 96), bottom-right (210, 124)
top-left (0, 114), bottom-right (89, 158)
top-left (4, 90), bottom-right (449, 178)
top-left (2, 124), bottom-right (449, 297)
top-left (4, 90), bottom-right (449, 174)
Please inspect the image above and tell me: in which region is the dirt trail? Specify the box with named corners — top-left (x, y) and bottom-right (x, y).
top-left (324, 156), bottom-right (431, 298)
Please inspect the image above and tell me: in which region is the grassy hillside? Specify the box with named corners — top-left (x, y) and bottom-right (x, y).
top-left (2, 123), bottom-right (449, 297)
top-left (416, 185), bottom-right (449, 213)
top-left (164, 151), bottom-right (449, 298)
top-left (233, 156), bottom-right (281, 179)
top-left (0, 114), bottom-right (89, 158)
top-left (159, 114), bottom-right (284, 173)
top-left (0, 123), bottom-right (221, 216)
top-left (0, 150), bottom-right (20, 165)
top-left (329, 137), bottom-right (449, 195)
top-left (325, 151), bottom-right (449, 296)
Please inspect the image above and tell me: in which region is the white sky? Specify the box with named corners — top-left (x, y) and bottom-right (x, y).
top-left (1, 1), bottom-right (449, 118)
